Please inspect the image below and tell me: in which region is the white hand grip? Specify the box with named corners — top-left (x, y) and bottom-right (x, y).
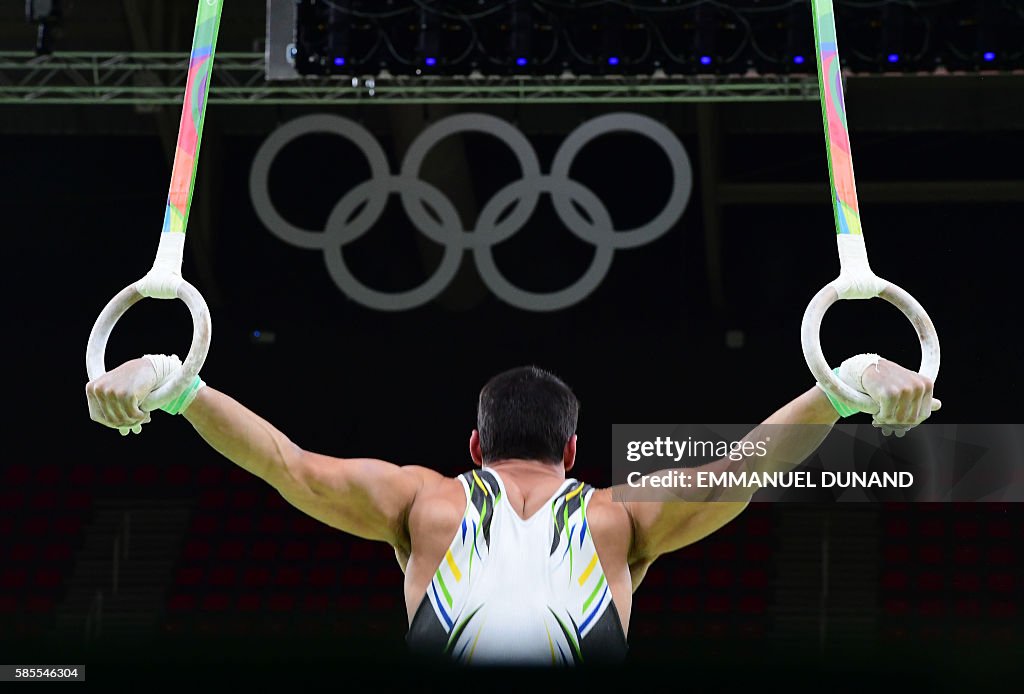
top-left (86, 280), bottom-right (211, 412)
top-left (801, 280), bottom-right (940, 415)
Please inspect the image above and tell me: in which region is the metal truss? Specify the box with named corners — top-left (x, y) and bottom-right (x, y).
top-left (0, 51), bottom-right (822, 105)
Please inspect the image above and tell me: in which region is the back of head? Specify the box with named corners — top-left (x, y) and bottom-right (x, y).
top-left (477, 366), bottom-right (579, 465)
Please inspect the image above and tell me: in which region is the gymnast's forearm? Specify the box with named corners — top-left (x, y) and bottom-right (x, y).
top-left (744, 387), bottom-right (838, 475)
top-left (182, 387), bottom-right (305, 489)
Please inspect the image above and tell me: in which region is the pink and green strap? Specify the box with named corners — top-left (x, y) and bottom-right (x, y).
top-left (800, 0), bottom-right (940, 415)
top-left (86, 0), bottom-right (221, 413)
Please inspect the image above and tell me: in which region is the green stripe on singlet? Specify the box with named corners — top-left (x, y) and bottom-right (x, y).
top-left (582, 573), bottom-right (606, 613)
top-left (435, 569), bottom-right (453, 608)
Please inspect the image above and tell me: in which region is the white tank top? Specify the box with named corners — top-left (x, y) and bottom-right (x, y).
top-left (406, 468), bottom-right (627, 665)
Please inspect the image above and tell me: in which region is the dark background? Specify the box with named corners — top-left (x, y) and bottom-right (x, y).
top-left (2, 2), bottom-right (1024, 689)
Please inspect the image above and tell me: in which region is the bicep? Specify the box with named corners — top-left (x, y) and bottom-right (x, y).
top-left (277, 452), bottom-right (433, 549)
top-left (625, 497), bottom-right (748, 563)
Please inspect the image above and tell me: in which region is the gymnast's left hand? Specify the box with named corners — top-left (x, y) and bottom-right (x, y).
top-left (860, 358), bottom-right (941, 437)
top-left (85, 358), bottom-right (157, 436)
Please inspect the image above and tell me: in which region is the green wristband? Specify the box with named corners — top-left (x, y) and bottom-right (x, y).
top-left (820, 368), bottom-right (860, 418)
top-left (159, 375), bottom-right (205, 415)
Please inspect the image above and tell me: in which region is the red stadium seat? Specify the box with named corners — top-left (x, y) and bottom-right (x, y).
top-left (988, 520), bottom-right (1012, 538)
top-left (918, 519), bottom-right (945, 537)
top-left (182, 540), bottom-right (211, 561)
top-left (375, 568), bottom-right (402, 588)
top-left (340, 567), bottom-right (370, 586)
top-left (267, 594), bottom-right (295, 612)
top-left (917, 572), bottom-right (943, 591)
top-left (35, 464), bottom-right (61, 485)
top-left (208, 566), bottom-right (236, 587)
top-left (954, 598), bottom-right (981, 617)
top-left (42, 543), bottom-right (71, 562)
top-left (708, 543), bottom-right (736, 561)
top-left (0, 490), bottom-right (23, 511)
top-left (368, 594), bottom-right (398, 611)
top-left (225, 514), bottom-right (253, 534)
top-left (258, 514), bottom-right (287, 534)
top-left (989, 601), bottom-right (1016, 618)
top-left (22, 516), bottom-right (48, 536)
top-left (988, 573), bottom-right (1014, 592)
top-left (707, 569), bottom-right (735, 589)
top-left (165, 464), bottom-right (191, 486)
top-left (101, 465), bottom-right (128, 486)
top-left (216, 540), bottom-right (245, 561)
top-left (273, 567), bottom-right (302, 587)
top-left (883, 545), bottom-right (909, 563)
top-left (53, 515), bottom-right (82, 536)
top-left (673, 567), bottom-right (701, 588)
top-left (232, 490), bottom-right (259, 509)
top-left (65, 491), bottom-right (91, 511)
top-left (191, 513), bottom-right (219, 535)
top-left (30, 490), bottom-right (58, 511)
top-left (309, 566), bottom-right (337, 588)
top-left (884, 518), bottom-right (909, 537)
top-left (35, 568), bottom-right (62, 588)
top-left (303, 594), bottom-right (330, 611)
top-left (1, 568), bottom-right (28, 588)
top-left (917, 599), bottom-right (945, 616)
top-left (176, 567), bottom-right (204, 587)
top-left (314, 541), bottom-right (345, 561)
top-left (250, 540), bottom-right (278, 561)
top-left (69, 465), bottom-right (94, 486)
top-left (953, 520), bottom-right (980, 539)
top-left (988, 547), bottom-right (1013, 565)
top-left (281, 541), bottom-right (309, 561)
top-left (669, 595), bottom-right (698, 613)
top-left (25, 595), bottom-right (54, 613)
top-left (337, 595), bottom-right (362, 611)
top-left (242, 567), bottom-right (270, 588)
top-left (3, 463), bottom-right (31, 486)
top-left (0, 595), bottom-right (18, 612)
top-left (744, 544), bottom-right (772, 562)
top-left (9, 544), bottom-right (34, 562)
top-left (740, 569), bottom-right (768, 589)
top-left (705, 595), bottom-right (731, 613)
top-left (237, 593), bottom-right (261, 611)
top-left (952, 573), bottom-right (980, 591)
top-left (199, 489), bottom-right (227, 509)
top-left (918, 545), bottom-right (944, 564)
top-left (738, 596), bottom-right (766, 614)
top-left (953, 546), bottom-right (980, 565)
top-left (168, 594), bottom-right (195, 612)
top-left (201, 594), bottom-right (231, 612)
top-left (132, 464), bottom-right (160, 486)
top-left (881, 571), bottom-right (909, 590)
top-left (883, 599), bottom-right (909, 615)
top-left (196, 466), bottom-right (223, 486)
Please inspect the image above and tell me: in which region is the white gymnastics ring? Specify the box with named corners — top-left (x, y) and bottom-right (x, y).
top-left (801, 281), bottom-right (940, 415)
top-left (85, 280), bottom-right (211, 412)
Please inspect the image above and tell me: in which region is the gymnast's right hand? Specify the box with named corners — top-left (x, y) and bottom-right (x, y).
top-left (85, 358), bottom-right (159, 436)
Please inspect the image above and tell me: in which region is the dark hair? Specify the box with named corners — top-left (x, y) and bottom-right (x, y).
top-left (477, 366), bottom-right (579, 464)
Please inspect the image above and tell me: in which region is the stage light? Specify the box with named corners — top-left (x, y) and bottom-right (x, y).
top-left (425, 57), bottom-right (437, 67)
top-left (983, 51), bottom-right (995, 62)
top-left (516, 57), bottom-right (528, 66)
top-left (333, 57), bottom-right (345, 66)
top-left (793, 55), bottom-right (805, 65)
top-left (700, 55), bottom-right (712, 66)
top-left (608, 56), bottom-right (620, 66)
top-left (25, 0), bottom-right (61, 56)
top-left (887, 53), bottom-right (899, 63)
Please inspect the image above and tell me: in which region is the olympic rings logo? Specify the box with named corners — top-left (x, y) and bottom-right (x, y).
top-left (250, 113), bottom-right (692, 311)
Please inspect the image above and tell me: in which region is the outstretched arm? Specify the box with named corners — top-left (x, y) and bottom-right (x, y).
top-left (86, 359), bottom-right (437, 552)
top-left (620, 359), bottom-right (939, 568)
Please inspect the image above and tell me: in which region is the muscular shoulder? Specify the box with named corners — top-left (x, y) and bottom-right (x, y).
top-left (583, 487), bottom-right (634, 559)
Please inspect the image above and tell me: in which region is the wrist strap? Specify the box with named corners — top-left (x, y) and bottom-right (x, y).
top-left (159, 375), bottom-right (205, 415)
top-left (819, 367), bottom-right (860, 417)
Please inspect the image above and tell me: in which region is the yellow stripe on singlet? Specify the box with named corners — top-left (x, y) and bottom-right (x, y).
top-left (578, 552), bottom-right (598, 586)
top-left (445, 549), bottom-right (462, 582)
top-left (565, 483), bottom-right (584, 501)
top-left (472, 470), bottom-right (489, 496)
